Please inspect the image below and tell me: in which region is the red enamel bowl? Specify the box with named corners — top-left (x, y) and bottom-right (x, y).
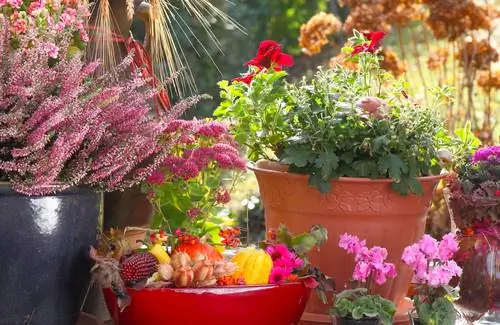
top-left (103, 282), bottom-right (311, 325)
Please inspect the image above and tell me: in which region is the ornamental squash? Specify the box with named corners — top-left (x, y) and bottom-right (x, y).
top-left (175, 242), bottom-right (223, 262)
top-left (149, 243), bottom-right (171, 264)
top-left (231, 247), bottom-right (273, 285)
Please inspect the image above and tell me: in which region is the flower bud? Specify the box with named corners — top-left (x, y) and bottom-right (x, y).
top-left (356, 96), bottom-right (384, 114)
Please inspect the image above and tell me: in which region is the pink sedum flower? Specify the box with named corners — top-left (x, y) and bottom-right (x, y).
top-left (187, 208), bottom-right (201, 218)
top-left (146, 169), bottom-right (165, 185)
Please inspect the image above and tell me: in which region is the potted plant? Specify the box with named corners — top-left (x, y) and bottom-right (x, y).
top-left (401, 233), bottom-right (462, 325)
top-left (0, 8), bottom-right (202, 324)
top-left (215, 31), bottom-right (454, 321)
top-left (92, 222), bottom-right (331, 325)
top-left (330, 233), bottom-right (397, 325)
top-left (444, 145), bottom-right (499, 323)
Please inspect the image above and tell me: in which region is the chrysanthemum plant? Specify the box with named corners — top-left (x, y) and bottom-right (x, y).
top-left (144, 119), bottom-right (247, 244)
top-left (259, 224), bottom-right (334, 303)
top-left (330, 234), bottom-right (397, 325)
top-left (402, 234), bottom-right (462, 325)
top-left (215, 31), bottom-right (458, 195)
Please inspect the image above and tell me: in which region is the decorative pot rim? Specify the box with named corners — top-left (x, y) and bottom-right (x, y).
top-left (124, 281), bottom-right (307, 294)
top-left (247, 161), bottom-right (446, 183)
top-left (0, 181), bottom-right (97, 195)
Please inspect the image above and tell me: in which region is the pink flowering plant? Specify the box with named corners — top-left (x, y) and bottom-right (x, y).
top-left (259, 224), bottom-right (334, 303)
top-left (0, 20), bottom-right (207, 195)
top-left (0, 0), bottom-right (89, 54)
top-left (145, 119), bottom-right (247, 242)
top-left (402, 234), bottom-right (462, 325)
top-left (331, 234), bottom-right (397, 325)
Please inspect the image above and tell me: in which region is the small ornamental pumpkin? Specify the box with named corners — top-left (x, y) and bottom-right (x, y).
top-left (175, 240), bottom-right (223, 262)
top-left (231, 247), bottom-right (273, 285)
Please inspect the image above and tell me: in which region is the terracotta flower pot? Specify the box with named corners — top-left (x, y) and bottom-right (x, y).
top-left (250, 161), bottom-right (443, 324)
top-left (103, 282), bottom-right (311, 325)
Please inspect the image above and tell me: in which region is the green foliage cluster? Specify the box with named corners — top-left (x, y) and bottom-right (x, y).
top-left (216, 33), bottom-right (456, 195)
top-left (414, 296), bottom-right (457, 325)
top-left (331, 288), bottom-right (396, 325)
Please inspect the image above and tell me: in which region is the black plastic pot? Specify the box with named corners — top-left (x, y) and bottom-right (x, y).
top-left (0, 185), bottom-right (101, 325)
top-left (338, 316), bottom-right (380, 325)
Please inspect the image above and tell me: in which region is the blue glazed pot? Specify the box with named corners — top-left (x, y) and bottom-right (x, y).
top-left (0, 184), bottom-right (101, 325)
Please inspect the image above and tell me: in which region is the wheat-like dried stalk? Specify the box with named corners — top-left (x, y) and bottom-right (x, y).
top-left (126, 0), bottom-right (134, 21)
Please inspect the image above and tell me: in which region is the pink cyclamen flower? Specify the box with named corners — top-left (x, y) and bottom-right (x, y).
top-left (339, 233), bottom-right (366, 256)
top-left (419, 234), bottom-right (439, 259)
top-left (352, 261), bottom-right (370, 282)
top-left (40, 43), bottom-right (60, 59)
top-left (269, 266), bottom-right (292, 285)
top-left (146, 169), bottom-right (165, 185)
top-left (438, 233), bottom-right (459, 261)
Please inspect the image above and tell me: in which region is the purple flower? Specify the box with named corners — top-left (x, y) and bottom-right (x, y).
top-left (472, 146), bottom-right (500, 163)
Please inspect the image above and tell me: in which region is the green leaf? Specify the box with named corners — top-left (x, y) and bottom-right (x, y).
top-left (315, 150), bottom-right (339, 180)
top-left (352, 160), bottom-right (378, 178)
top-left (277, 224), bottom-right (292, 246)
top-left (372, 135), bottom-right (390, 152)
top-left (377, 154), bottom-right (408, 182)
top-left (309, 225), bottom-right (328, 246)
top-left (309, 174), bottom-right (332, 193)
top-left (282, 146), bottom-right (315, 168)
top-left (291, 234), bottom-right (318, 255)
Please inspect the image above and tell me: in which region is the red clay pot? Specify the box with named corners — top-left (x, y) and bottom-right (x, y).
top-left (103, 282), bottom-right (311, 325)
top-left (250, 160), bottom-right (443, 324)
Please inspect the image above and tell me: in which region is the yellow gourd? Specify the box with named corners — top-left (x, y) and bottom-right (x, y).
top-left (149, 244), bottom-right (171, 264)
top-left (231, 247), bottom-right (273, 285)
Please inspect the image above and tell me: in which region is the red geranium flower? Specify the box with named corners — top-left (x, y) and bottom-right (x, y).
top-left (245, 40), bottom-right (294, 69)
top-left (232, 72), bottom-right (257, 85)
top-left (352, 31), bottom-right (386, 55)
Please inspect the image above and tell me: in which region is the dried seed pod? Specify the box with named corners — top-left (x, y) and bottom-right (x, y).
top-left (173, 266), bottom-right (194, 288)
top-left (196, 278), bottom-right (217, 287)
top-left (192, 259), bottom-right (214, 283)
top-left (171, 252), bottom-right (191, 269)
top-left (158, 263), bottom-right (174, 281)
top-left (214, 261), bottom-right (237, 278)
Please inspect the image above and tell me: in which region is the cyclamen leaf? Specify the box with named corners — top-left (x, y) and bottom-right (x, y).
top-left (377, 154), bottom-right (408, 182)
top-left (282, 146), bottom-right (314, 167)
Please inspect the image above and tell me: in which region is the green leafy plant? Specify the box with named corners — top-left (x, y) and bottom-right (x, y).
top-left (216, 32), bottom-right (455, 195)
top-left (415, 295), bottom-right (458, 325)
top-left (332, 288), bottom-right (396, 325)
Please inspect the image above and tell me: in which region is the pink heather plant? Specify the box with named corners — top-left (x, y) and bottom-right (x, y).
top-left (1, 0), bottom-right (90, 52)
top-left (339, 233), bottom-right (397, 286)
top-left (402, 233), bottom-right (461, 325)
top-left (0, 20), bottom-right (205, 195)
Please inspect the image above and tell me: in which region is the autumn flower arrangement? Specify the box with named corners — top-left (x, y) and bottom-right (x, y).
top-left (330, 234), bottom-right (397, 325)
top-left (216, 31), bottom-right (453, 195)
top-left (402, 234), bottom-right (462, 325)
top-left (91, 224), bottom-right (331, 309)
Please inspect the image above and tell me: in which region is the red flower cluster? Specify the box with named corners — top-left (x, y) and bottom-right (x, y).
top-left (352, 31), bottom-right (386, 56)
top-left (219, 227), bottom-right (241, 248)
top-left (233, 40), bottom-right (294, 84)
